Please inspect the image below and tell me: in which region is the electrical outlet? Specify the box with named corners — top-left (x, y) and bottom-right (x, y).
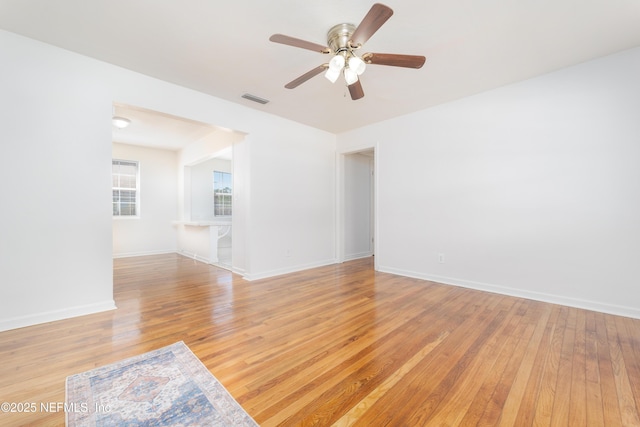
top-left (285, 248), bottom-right (291, 258)
top-left (438, 253), bottom-right (445, 264)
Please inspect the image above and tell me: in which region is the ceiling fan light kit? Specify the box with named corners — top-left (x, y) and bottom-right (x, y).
top-left (269, 3), bottom-right (426, 100)
top-left (324, 23), bottom-right (365, 85)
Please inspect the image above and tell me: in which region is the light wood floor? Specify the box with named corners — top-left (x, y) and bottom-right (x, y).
top-left (1, 254), bottom-right (639, 426)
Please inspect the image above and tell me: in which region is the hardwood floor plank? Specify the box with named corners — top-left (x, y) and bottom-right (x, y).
top-left (471, 300), bottom-right (545, 425)
top-left (551, 306), bottom-right (577, 425)
top-left (620, 316), bottom-right (640, 414)
top-left (595, 311), bottom-right (624, 425)
top-left (569, 308), bottom-right (587, 426)
top-left (239, 285), bottom-right (449, 420)
top-left (605, 315), bottom-right (640, 426)
top-left (585, 310), bottom-right (606, 426)
top-left (332, 330), bottom-right (450, 426)
top-left (347, 294), bottom-right (510, 426)
top-left (513, 304), bottom-right (561, 425)
top-left (438, 299), bottom-right (533, 426)
top-left (496, 303), bottom-right (553, 426)
top-left (1, 254), bottom-right (640, 426)
top-left (402, 302), bottom-right (516, 426)
top-left (260, 286), bottom-right (475, 426)
top-left (532, 305), bottom-right (567, 425)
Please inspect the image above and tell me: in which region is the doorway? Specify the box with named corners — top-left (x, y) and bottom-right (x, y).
top-left (342, 149), bottom-right (375, 261)
top-left (111, 102), bottom-right (244, 272)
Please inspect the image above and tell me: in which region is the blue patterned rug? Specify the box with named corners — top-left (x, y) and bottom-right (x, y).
top-left (65, 342), bottom-right (257, 426)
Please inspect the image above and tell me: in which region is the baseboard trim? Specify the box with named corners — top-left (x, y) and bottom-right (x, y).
top-left (243, 258), bottom-right (338, 281)
top-left (344, 251), bottom-right (374, 261)
top-left (377, 265), bottom-right (640, 320)
top-left (176, 250), bottom-right (211, 265)
top-left (113, 249), bottom-right (177, 259)
top-left (0, 300), bottom-right (117, 332)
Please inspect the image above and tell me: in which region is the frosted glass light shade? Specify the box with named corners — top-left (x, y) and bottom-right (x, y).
top-left (325, 67), bottom-right (341, 83)
top-left (328, 54), bottom-right (345, 71)
top-left (344, 67), bottom-right (358, 85)
top-left (348, 56), bottom-right (366, 75)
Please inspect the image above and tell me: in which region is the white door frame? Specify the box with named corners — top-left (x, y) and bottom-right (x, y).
top-left (336, 145), bottom-right (378, 270)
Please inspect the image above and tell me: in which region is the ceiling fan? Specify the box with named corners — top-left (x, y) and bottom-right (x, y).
top-left (269, 3), bottom-right (426, 101)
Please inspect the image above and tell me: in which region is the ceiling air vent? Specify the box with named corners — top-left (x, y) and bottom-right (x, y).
top-left (241, 93), bottom-right (269, 104)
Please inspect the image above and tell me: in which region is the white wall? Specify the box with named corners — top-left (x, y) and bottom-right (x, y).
top-left (243, 129), bottom-right (337, 280)
top-left (344, 153), bottom-right (373, 260)
top-left (112, 143), bottom-right (178, 257)
top-left (0, 29), bottom-right (336, 330)
top-left (0, 30), bottom-right (115, 330)
top-left (338, 47), bottom-right (640, 318)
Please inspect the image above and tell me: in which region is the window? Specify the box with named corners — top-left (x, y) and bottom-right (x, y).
top-left (112, 159), bottom-right (139, 217)
top-left (213, 171), bottom-right (232, 216)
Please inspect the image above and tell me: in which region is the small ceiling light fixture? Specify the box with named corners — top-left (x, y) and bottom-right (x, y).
top-left (112, 116), bottom-right (131, 129)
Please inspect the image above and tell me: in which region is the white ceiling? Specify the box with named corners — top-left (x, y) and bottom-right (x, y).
top-left (2, 0), bottom-right (640, 135)
top-left (112, 103), bottom-right (225, 151)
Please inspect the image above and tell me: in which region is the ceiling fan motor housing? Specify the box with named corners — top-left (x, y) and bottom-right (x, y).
top-left (327, 23), bottom-right (357, 54)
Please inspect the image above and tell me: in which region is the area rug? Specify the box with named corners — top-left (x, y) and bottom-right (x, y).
top-left (65, 341), bottom-right (257, 426)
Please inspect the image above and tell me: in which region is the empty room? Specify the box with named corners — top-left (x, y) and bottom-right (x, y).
top-left (1, 1), bottom-right (640, 426)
